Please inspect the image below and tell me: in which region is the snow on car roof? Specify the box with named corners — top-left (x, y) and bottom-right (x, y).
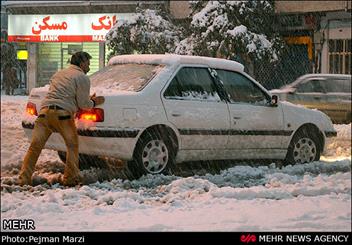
top-left (108, 54), bottom-right (245, 72)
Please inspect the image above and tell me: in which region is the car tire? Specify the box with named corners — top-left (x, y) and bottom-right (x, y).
top-left (127, 129), bottom-right (177, 180)
top-left (57, 151), bottom-right (106, 170)
top-left (284, 127), bottom-right (321, 165)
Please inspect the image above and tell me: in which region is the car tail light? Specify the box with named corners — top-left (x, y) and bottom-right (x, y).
top-left (76, 108), bottom-right (104, 122)
top-left (26, 102), bottom-right (38, 116)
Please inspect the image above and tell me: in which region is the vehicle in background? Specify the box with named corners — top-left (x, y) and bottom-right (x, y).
top-left (271, 74), bottom-right (351, 124)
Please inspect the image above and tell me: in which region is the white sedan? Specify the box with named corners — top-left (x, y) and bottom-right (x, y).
top-left (23, 54), bottom-right (337, 179)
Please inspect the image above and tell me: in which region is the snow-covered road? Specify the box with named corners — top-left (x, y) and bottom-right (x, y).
top-left (1, 95), bottom-right (351, 231)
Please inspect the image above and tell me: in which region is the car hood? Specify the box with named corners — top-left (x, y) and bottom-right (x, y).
top-left (270, 87), bottom-right (295, 94)
top-left (279, 100), bottom-right (335, 134)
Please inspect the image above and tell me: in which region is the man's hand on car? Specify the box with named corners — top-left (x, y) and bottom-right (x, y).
top-left (91, 93), bottom-right (105, 106)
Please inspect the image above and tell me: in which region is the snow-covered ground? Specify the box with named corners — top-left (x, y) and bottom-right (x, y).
top-left (1, 95), bottom-right (351, 231)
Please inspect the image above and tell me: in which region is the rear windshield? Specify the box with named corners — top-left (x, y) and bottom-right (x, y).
top-left (90, 64), bottom-right (163, 93)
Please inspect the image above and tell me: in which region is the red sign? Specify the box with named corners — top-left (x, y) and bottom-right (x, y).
top-left (8, 14), bottom-right (131, 42)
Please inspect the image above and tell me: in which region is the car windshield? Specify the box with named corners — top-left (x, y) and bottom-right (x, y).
top-left (90, 63), bottom-right (164, 93)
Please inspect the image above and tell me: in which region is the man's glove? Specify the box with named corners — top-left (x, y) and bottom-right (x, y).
top-left (90, 93), bottom-right (105, 107)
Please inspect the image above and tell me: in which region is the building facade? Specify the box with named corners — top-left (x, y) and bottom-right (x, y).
top-left (275, 0), bottom-right (351, 75)
top-left (3, 1), bottom-right (350, 94)
top-left (3, 0), bottom-right (168, 94)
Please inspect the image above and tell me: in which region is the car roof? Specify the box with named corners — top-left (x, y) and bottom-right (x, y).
top-left (297, 73), bottom-right (351, 80)
top-left (108, 54), bottom-right (245, 72)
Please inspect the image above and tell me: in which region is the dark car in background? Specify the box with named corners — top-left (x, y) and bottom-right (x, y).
top-left (271, 74), bottom-right (351, 124)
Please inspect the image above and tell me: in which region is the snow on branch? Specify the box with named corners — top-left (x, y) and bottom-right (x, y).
top-left (106, 8), bottom-right (184, 58)
top-left (105, 1), bottom-right (284, 65)
top-left (175, 0), bottom-right (283, 63)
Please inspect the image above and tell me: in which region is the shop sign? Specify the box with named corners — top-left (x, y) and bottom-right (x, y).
top-left (8, 14), bottom-right (132, 42)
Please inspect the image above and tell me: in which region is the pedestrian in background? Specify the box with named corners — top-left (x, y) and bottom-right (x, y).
top-left (3, 65), bottom-right (19, 95)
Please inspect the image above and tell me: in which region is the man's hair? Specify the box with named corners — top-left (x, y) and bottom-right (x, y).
top-left (70, 51), bottom-right (92, 66)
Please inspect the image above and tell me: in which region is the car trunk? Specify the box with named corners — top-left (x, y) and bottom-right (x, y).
top-left (26, 87), bottom-right (142, 129)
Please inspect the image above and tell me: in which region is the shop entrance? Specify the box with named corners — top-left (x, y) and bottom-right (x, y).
top-left (61, 44), bottom-right (83, 69)
top-left (37, 42), bottom-right (99, 87)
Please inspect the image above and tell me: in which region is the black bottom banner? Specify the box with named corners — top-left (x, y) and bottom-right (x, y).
top-left (1, 232), bottom-right (351, 244)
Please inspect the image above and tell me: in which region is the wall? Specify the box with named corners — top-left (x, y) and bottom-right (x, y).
top-left (320, 11), bottom-right (351, 73)
top-left (27, 43), bottom-right (37, 94)
top-left (169, 1), bottom-right (190, 19)
top-left (275, 1), bottom-right (351, 13)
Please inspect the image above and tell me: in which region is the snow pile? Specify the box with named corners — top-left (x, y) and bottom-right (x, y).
top-left (1, 95), bottom-right (27, 128)
top-left (334, 124), bottom-right (351, 140)
top-left (324, 124), bottom-right (351, 160)
top-left (1, 164), bottom-right (350, 231)
top-left (201, 160), bottom-right (351, 189)
top-left (211, 171), bottom-right (350, 200)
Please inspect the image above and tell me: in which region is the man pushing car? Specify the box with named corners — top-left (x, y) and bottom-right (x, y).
top-left (19, 51), bottom-right (105, 187)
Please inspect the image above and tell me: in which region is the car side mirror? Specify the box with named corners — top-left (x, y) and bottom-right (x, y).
top-left (270, 95), bottom-right (279, 107)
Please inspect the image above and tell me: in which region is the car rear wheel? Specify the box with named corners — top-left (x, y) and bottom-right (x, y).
top-left (284, 128), bottom-right (321, 165)
top-left (127, 129), bottom-right (177, 179)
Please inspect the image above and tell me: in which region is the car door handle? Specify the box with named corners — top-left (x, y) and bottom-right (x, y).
top-left (171, 112), bottom-right (182, 117)
top-left (233, 116), bottom-right (241, 120)
top-left (313, 96), bottom-right (321, 100)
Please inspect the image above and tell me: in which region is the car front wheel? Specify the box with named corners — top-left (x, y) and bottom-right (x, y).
top-left (284, 128), bottom-right (321, 165)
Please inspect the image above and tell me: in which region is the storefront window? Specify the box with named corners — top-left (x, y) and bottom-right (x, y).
top-left (37, 42), bottom-right (100, 87)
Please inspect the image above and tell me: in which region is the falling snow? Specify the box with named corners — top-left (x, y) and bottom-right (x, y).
top-left (1, 95), bottom-right (351, 231)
